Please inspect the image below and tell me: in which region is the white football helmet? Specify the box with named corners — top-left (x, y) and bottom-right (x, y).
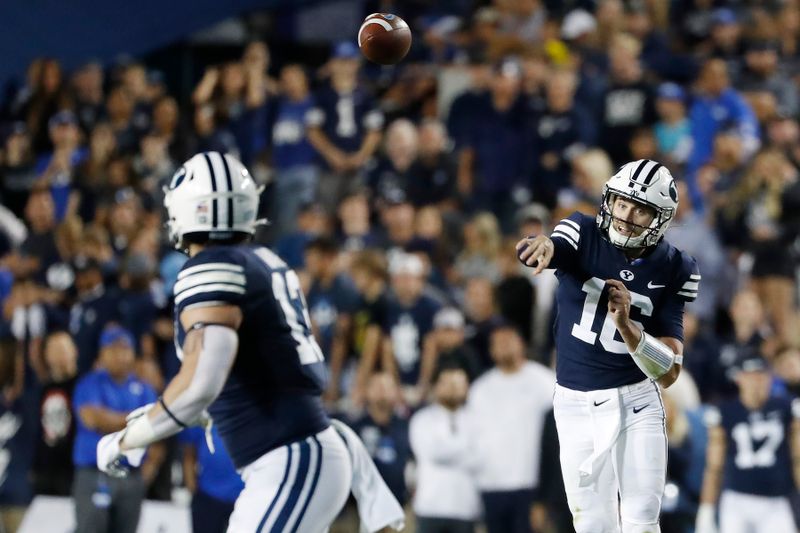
top-left (596, 159), bottom-right (678, 249)
top-left (164, 152), bottom-right (261, 250)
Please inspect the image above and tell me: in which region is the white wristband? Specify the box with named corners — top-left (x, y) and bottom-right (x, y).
top-left (630, 331), bottom-right (677, 380)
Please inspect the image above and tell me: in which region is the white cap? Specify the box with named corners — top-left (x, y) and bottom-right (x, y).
top-left (434, 307), bottom-right (465, 329)
top-left (561, 9), bottom-right (596, 40)
top-left (389, 253), bottom-right (424, 276)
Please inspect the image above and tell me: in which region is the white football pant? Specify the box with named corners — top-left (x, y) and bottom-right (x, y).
top-left (719, 490), bottom-right (797, 533)
top-left (554, 379), bottom-right (666, 533)
top-left (227, 426), bottom-right (352, 533)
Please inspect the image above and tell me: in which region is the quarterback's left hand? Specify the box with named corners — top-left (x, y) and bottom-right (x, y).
top-left (97, 430), bottom-right (147, 478)
top-left (606, 279), bottom-right (632, 327)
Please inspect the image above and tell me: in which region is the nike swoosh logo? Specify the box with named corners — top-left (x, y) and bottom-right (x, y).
top-left (647, 282), bottom-right (666, 289)
top-left (633, 404), bottom-right (650, 414)
top-left (593, 399), bottom-right (610, 407)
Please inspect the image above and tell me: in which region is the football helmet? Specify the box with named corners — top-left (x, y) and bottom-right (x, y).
top-left (596, 159), bottom-right (678, 249)
top-left (164, 152), bottom-right (261, 250)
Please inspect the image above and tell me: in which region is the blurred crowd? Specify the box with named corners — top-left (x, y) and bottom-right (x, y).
top-left (3, 0), bottom-right (800, 532)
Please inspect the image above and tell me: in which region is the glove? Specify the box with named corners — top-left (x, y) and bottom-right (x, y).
top-left (695, 503), bottom-right (718, 533)
top-left (97, 430), bottom-right (147, 478)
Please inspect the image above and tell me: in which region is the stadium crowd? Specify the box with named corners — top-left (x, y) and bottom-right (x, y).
top-left (2, 0), bottom-right (800, 532)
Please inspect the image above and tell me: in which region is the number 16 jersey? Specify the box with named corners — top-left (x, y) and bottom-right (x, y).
top-left (549, 212), bottom-right (700, 391)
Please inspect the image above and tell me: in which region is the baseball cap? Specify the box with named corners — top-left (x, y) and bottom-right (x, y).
top-left (381, 186), bottom-right (410, 206)
top-left (734, 350), bottom-right (769, 373)
top-left (494, 57), bottom-right (522, 79)
top-left (333, 41), bottom-right (360, 60)
top-left (657, 82), bottom-right (686, 102)
top-left (515, 203), bottom-right (551, 226)
top-left (100, 325), bottom-right (135, 350)
top-left (122, 253), bottom-right (155, 278)
top-left (48, 110), bottom-right (78, 129)
top-left (561, 9), bottom-right (597, 40)
top-left (711, 8), bottom-right (737, 27)
top-left (434, 307), bottom-right (465, 330)
top-left (389, 253), bottom-right (424, 276)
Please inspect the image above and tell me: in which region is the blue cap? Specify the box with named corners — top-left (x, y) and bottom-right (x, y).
top-left (333, 41), bottom-right (360, 60)
top-left (48, 110), bottom-right (77, 129)
top-left (100, 326), bottom-right (135, 350)
top-left (657, 82), bottom-right (686, 102)
top-left (712, 8), bottom-right (737, 26)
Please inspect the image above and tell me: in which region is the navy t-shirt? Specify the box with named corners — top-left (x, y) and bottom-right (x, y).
top-left (306, 274), bottom-right (359, 359)
top-left (549, 212), bottom-right (699, 391)
top-left (383, 293), bottom-right (442, 385)
top-left (349, 413), bottom-right (411, 505)
top-left (270, 96), bottom-right (317, 170)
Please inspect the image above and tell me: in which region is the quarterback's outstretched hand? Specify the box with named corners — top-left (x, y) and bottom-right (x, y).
top-left (97, 430), bottom-right (147, 478)
top-left (515, 235), bottom-right (554, 275)
top-left (606, 279), bottom-right (632, 327)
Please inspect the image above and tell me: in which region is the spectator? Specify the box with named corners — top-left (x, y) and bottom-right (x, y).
top-left (466, 324), bottom-right (555, 533)
top-left (0, 122), bottom-right (38, 219)
top-left (410, 365), bottom-right (480, 533)
top-left (269, 64), bottom-right (319, 236)
top-left (457, 58), bottom-right (532, 232)
top-left (70, 62), bottom-right (105, 134)
top-left (336, 189), bottom-right (382, 253)
top-left (71, 325), bottom-right (163, 533)
top-left (598, 32), bottom-right (657, 165)
top-left (306, 41), bottom-right (384, 211)
top-left (687, 58), bottom-right (760, 210)
top-left (377, 187), bottom-right (417, 252)
top-left (0, 338), bottom-right (38, 533)
top-left (69, 255), bottom-right (120, 374)
top-left (367, 118), bottom-right (419, 200)
top-left (14, 186), bottom-right (59, 282)
top-left (654, 82), bottom-right (693, 169)
top-left (303, 236), bottom-right (359, 403)
top-left (739, 40), bottom-right (799, 119)
top-left (33, 331), bottom-right (78, 496)
top-left (446, 60), bottom-right (491, 149)
top-left (383, 253), bottom-right (443, 400)
top-left (706, 8), bottom-right (745, 82)
top-left (150, 96), bottom-right (182, 161)
top-left (556, 148), bottom-right (614, 217)
top-left (348, 372), bottom-right (411, 507)
top-left (23, 58), bottom-right (70, 154)
top-left (272, 200), bottom-right (328, 270)
top-left (454, 212), bottom-right (503, 285)
top-left (105, 86), bottom-right (140, 155)
top-left (531, 67), bottom-right (594, 207)
top-left (187, 104), bottom-right (239, 159)
top-left (419, 307), bottom-right (482, 392)
top-left (462, 276), bottom-right (503, 372)
top-left (181, 426), bottom-right (244, 533)
top-left (408, 119), bottom-right (458, 209)
top-left (349, 250), bottom-right (391, 406)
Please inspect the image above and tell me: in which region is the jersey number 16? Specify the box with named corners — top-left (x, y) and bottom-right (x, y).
top-left (571, 277), bottom-right (654, 354)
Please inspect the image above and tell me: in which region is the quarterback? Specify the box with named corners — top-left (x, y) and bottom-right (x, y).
top-left (517, 159), bottom-right (700, 533)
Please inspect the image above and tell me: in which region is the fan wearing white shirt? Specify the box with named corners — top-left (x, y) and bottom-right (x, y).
top-left (410, 365), bottom-right (480, 533)
top-left (467, 323), bottom-right (556, 533)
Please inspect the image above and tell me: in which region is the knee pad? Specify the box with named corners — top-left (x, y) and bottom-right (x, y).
top-left (620, 494), bottom-right (661, 533)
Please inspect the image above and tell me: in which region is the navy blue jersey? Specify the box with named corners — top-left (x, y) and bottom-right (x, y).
top-left (307, 274), bottom-right (359, 359)
top-left (383, 293), bottom-right (442, 385)
top-left (305, 85), bottom-right (383, 158)
top-left (550, 212), bottom-right (699, 391)
top-left (709, 396), bottom-right (798, 497)
top-left (173, 245), bottom-right (330, 469)
top-left (270, 95), bottom-right (317, 170)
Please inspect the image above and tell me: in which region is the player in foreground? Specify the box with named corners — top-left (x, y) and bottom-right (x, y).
top-left (95, 152), bottom-right (356, 532)
top-left (517, 159), bottom-right (700, 532)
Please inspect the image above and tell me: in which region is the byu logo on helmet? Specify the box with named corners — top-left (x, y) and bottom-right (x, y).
top-left (163, 152), bottom-right (262, 250)
top-left (595, 159), bottom-right (678, 250)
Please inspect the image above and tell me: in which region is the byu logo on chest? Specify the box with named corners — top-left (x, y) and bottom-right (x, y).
top-left (620, 269), bottom-right (634, 281)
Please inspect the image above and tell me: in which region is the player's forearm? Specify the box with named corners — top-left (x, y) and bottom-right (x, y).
top-left (616, 319), bottom-right (642, 353)
top-left (699, 468), bottom-right (722, 505)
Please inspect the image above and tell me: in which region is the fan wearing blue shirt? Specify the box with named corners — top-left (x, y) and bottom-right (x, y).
top-left (181, 426), bottom-right (244, 533)
top-left (72, 326), bottom-right (163, 533)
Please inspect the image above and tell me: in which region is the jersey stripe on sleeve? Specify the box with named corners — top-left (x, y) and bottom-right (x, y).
top-left (677, 274), bottom-right (701, 301)
top-left (552, 218), bottom-right (580, 250)
top-left (174, 263), bottom-right (246, 306)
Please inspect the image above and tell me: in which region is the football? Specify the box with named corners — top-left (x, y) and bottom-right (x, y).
top-left (358, 13), bottom-right (412, 65)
